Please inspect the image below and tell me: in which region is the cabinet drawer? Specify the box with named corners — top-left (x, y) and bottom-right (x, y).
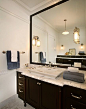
top-left (18, 79), bottom-right (25, 88)
top-left (17, 72), bottom-right (25, 81)
top-left (65, 98), bottom-right (86, 109)
top-left (56, 58), bottom-right (63, 63)
top-left (18, 86), bottom-right (24, 100)
top-left (63, 85), bottom-right (86, 104)
top-left (82, 60), bottom-right (86, 66)
top-left (63, 59), bottom-right (72, 64)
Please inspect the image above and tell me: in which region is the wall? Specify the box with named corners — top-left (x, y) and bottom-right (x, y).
top-left (58, 27), bottom-right (86, 55)
top-left (32, 16), bottom-right (59, 63)
top-left (0, 0), bottom-right (30, 103)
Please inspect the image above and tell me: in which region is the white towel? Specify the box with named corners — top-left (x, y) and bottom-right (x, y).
top-left (68, 67), bottom-right (79, 72)
top-left (11, 50), bottom-right (17, 62)
top-left (43, 52), bottom-right (46, 58)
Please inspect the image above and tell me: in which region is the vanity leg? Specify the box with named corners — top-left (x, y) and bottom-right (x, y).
top-left (24, 101), bottom-right (27, 107)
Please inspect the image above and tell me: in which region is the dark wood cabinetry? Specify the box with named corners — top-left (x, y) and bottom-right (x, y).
top-left (17, 71), bottom-right (26, 106)
top-left (63, 85), bottom-right (86, 109)
top-left (40, 81), bottom-right (61, 109)
top-left (17, 72), bottom-right (86, 109)
top-left (56, 55), bottom-right (86, 67)
top-left (26, 77), bottom-right (40, 108)
top-left (26, 77), bottom-right (62, 109)
top-left (17, 72), bottom-right (62, 109)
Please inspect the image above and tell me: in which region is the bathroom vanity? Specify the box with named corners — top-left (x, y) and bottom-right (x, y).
top-left (17, 70), bottom-right (62, 109)
top-left (16, 67), bottom-right (86, 109)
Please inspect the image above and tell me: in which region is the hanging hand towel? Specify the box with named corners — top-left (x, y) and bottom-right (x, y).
top-left (11, 50), bottom-right (17, 62)
top-left (7, 51), bottom-right (20, 70)
top-left (43, 52), bottom-right (46, 58)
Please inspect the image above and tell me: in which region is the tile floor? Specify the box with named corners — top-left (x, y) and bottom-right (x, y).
top-left (1, 97), bottom-right (35, 109)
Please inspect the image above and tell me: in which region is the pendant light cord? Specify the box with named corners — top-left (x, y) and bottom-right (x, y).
top-left (64, 19), bottom-right (67, 31)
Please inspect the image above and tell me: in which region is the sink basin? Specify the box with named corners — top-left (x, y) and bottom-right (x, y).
top-left (30, 72), bottom-right (44, 77)
top-left (29, 67), bottom-right (65, 79)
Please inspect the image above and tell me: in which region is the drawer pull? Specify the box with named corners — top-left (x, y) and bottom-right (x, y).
top-left (39, 83), bottom-right (41, 85)
top-left (68, 60), bottom-right (71, 61)
top-left (19, 76), bottom-right (23, 79)
top-left (37, 82), bottom-right (41, 85)
top-left (19, 83), bottom-right (23, 86)
top-left (71, 93), bottom-right (82, 99)
top-left (71, 105), bottom-right (76, 109)
top-left (19, 89), bottom-right (23, 93)
top-left (37, 82), bottom-right (39, 85)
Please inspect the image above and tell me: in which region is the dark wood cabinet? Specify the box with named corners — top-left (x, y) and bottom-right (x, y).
top-left (63, 85), bottom-right (86, 109)
top-left (26, 77), bottom-right (62, 109)
top-left (26, 77), bottom-right (40, 108)
top-left (56, 55), bottom-right (86, 67)
top-left (65, 98), bottom-right (86, 109)
top-left (17, 72), bottom-right (25, 100)
top-left (40, 81), bottom-right (61, 109)
top-left (56, 58), bottom-right (63, 63)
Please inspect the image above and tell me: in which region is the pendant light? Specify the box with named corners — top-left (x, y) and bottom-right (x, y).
top-left (62, 19), bottom-right (69, 35)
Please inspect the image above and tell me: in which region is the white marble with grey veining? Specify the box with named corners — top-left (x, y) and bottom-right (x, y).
top-left (17, 65), bottom-right (86, 90)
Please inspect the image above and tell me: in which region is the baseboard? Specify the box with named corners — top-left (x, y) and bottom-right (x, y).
top-left (0, 94), bottom-right (18, 108)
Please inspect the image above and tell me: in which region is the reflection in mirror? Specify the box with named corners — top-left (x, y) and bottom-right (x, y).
top-left (32, 0), bottom-right (86, 66)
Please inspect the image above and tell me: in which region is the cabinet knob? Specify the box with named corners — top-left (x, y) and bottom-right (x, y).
top-left (71, 105), bottom-right (76, 109)
top-left (71, 93), bottom-right (82, 99)
top-left (19, 83), bottom-right (23, 86)
top-left (19, 89), bottom-right (23, 93)
top-left (37, 82), bottom-right (41, 85)
top-left (19, 76), bottom-right (23, 79)
top-left (68, 60), bottom-right (71, 61)
top-left (39, 83), bottom-right (41, 85)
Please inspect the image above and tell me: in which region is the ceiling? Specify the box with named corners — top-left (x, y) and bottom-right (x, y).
top-left (14, 0), bottom-right (61, 12)
top-left (14, 0), bottom-right (86, 31)
top-left (38, 0), bottom-right (86, 31)
top-left (20, 0), bottom-right (47, 8)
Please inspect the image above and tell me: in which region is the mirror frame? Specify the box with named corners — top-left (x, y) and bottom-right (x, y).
top-left (30, 0), bottom-right (70, 66)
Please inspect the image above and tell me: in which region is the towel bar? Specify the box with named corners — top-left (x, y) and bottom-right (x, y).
top-left (2, 51), bottom-right (25, 54)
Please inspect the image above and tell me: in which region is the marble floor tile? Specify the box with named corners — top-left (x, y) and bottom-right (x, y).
top-left (1, 97), bottom-right (35, 109)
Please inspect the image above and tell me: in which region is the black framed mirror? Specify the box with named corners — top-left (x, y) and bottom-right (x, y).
top-left (30, 0), bottom-right (86, 70)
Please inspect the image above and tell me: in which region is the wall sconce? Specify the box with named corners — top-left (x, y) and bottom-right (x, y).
top-left (61, 45), bottom-right (64, 49)
top-left (81, 43), bottom-right (84, 49)
top-left (73, 27), bottom-right (80, 44)
top-left (32, 36), bottom-right (40, 47)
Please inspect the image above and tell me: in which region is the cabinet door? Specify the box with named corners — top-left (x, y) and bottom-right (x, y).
top-left (26, 77), bottom-right (40, 108)
top-left (40, 81), bottom-right (61, 109)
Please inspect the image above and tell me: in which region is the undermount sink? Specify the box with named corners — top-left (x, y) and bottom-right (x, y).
top-left (30, 72), bottom-right (44, 77)
top-left (30, 71), bottom-right (57, 79)
top-left (28, 67), bottom-right (65, 79)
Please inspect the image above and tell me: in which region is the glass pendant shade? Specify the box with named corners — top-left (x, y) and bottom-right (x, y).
top-left (62, 19), bottom-right (69, 35)
top-left (73, 27), bottom-right (80, 44)
top-left (37, 40), bottom-right (40, 47)
top-left (32, 36), bottom-right (40, 47)
top-left (62, 31), bottom-right (69, 35)
top-left (32, 39), bottom-right (36, 46)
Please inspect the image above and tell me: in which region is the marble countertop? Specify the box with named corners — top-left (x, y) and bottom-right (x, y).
top-left (17, 66), bottom-right (86, 90)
